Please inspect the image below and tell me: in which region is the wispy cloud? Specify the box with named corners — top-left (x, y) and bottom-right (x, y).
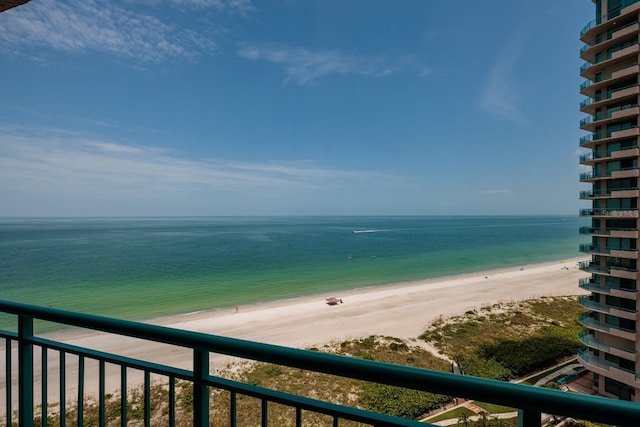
top-left (478, 20), bottom-right (534, 124)
top-left (137, 0), bottom-right (255, 15)
top-left (479, 60), bottom-right (527, 123)
top-left (237, 44), bottom-right (432, 85)
top-left (0, 0), bottom-right (220, 63)
top-left (0, 128), bottom-right (377, 198)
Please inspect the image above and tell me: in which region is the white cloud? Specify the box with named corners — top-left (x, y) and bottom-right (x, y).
top-left (0, 129), bottom-right (379, 199)
top-left (479, 60), bottom-right (527, 123)
top-left (0, 0), bottom-right (217, 63)
top-left (237, 44), bottom-right (431, 85)
top-left (137, 0), bottom-right (255, 15)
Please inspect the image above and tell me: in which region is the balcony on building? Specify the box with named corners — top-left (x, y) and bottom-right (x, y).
top-left (581, 64), bottom-right (640, 101)
top-left (580, 146), bottom-right (640, 167)
top-left (578, 312), bottom-right (638, 341)
top-left (580, 106), bottom-right (640, 132)
top-left (579, 330), bottom-right (638, 361)
top-left (577, 348), bottom-right (640, 388)
top-left (580, 1), bottom-right (640, 43)
top-left (580, 20), bottom-right (640, 61)
top-left (580, 85), bottom-right (640, 116)
top-left (578, 277), bottom-right (639, 299)
top-left (580, 44), bottom-right (640, 80)
top-left (578, 295), bottom-right (639, 320)
top-left (578, 260), bottom-right (639, 280)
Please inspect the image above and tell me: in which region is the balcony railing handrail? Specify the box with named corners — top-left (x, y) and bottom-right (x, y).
top-left (2, 300), bottom-right (640, 427)
top-left (578, 295), bottom-right (639, 313)
top-left (579, 312), bottom-right (638, 334)
top-left (578, 348), bottom-right (638, 377)
top-left (582, 19), bottom-right (640, 48)
top-left (581, 1), bottom-right (640, 37)
top-left (583, 40), bottom-right (640, 65)
top-left (580, 86), bottom-right (640, 112)
top-left (579, 330), bottom-right (639, 355)
top-left (579, 279), bottom-right (639, 294)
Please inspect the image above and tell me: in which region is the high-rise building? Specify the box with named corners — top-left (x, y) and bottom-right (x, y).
top-left (578, 0), bottom-right (640, 402)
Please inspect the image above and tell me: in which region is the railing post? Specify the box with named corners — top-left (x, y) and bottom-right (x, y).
top-left (518, 409), bottom-right (541, 427)
top-left (193, 348), bottom-right (209, 427)
top-left (18, 315), bottom-right (34, 427)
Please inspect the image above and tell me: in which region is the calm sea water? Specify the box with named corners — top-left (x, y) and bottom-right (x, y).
top-left (0, 216), bottom-right (583, 324)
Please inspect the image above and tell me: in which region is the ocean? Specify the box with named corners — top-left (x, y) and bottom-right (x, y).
top-left (0, 216), bottom-right (583, 326)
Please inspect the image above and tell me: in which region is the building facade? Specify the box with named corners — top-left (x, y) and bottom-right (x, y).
top-left (579, 0), bottom-right (640, 402)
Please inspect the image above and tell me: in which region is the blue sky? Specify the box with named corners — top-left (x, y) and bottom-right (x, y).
top-left (0, 0), bottom-right (592, 216)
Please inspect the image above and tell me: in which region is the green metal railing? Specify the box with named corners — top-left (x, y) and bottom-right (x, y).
top-left (1, 300), bottom-right (640, 427)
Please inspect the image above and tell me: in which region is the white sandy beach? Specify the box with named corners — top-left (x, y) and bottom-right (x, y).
top-left (3, 257), bottom-right (590, 410)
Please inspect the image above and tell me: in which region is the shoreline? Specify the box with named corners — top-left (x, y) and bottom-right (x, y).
top-left (45, 256), bottom-right (589, 352)
top-left (6, 257), bottom-right (590, 409)
top-left (149, 256), bottom-right (588, 330)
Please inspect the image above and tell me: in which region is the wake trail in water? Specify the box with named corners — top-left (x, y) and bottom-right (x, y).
top-left (351, 221), bottom-right (573, 234)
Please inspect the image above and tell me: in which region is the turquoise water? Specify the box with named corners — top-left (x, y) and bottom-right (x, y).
top-left (0, 216), bottom-right (583, 324)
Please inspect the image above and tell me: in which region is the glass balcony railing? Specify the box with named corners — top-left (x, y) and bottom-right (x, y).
top-left (580, 43), bottom-right (590, 56)
top-left (580, 86), bottom-right (639, 113)
top-left (579, 312), bottom-right (638, 334)
top-left (578, 278), bottom-right (639, 295)
top-left (579, 172), bottom-right (596, 182)
top-left (583, 105), bottom-right (638, 126)
top-left (580, 225), bottom-right (640, 234)
top-left (580, 79), bottom-right (592, 91)
top-left (579, 330), bottom-right (638, 356)
top-left (2, 301), bottom-right (639, 427)
top-left (578, 261), bottom-right (609, 274)
top-left (609, 264), bottom-right (640, 274)
top-left (578, 348), bottom-right (637, 378)
top-left (579, 226), bottom-right (598, 234)
top-left (579, 244), bottom-right (616, 254)
top-left (578, 261), bottom-right (639, 275)
top-left (580, 134), bottom-right (592, 146)
top-left (607, 103), bottom-right (639, 117)
top-left (581, 19), bottom-right (597, 38)
top-left (579, 313), bottom-right (612, 333)
top-left (580, 116), bottom-right (593, 127)
top-left (578, 278), bottom-right (611, 294)
top-left (581, 1), bottom-right (640, 37)
top-left (580, 61), bottom-right (592, 74)
top-left (578, 295), bottom-right (638, 314)
top-left (583, 42), bottom-right (640, 66)
top-left (608, 0), bottom-right (640, 20)
top-left (583, 20), bottom-right (640, 51)
top-left (579, 153), bottom-right (593, 163)
top-left (607, 83), bottom-right (639, 98)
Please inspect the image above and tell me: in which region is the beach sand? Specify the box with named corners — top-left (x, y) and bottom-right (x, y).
top-left (3, 257), bottom-right (590, 410)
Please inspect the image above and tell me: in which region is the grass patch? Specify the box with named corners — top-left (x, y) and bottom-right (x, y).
top-left (473, 401), bottom-right (516, 414)
top-left (425, 406), bottom-right (475, 422)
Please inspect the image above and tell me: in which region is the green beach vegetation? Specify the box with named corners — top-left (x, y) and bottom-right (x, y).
top-left (26, 296), bottom-right (584, 426)
top-left (421, 295), bottom-right (583, 380)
